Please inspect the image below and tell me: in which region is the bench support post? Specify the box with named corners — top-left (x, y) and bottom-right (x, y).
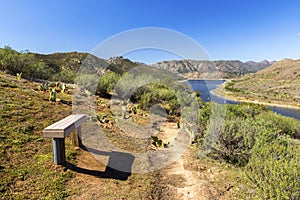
top-left (70, 127), bottom-right (83, 148)
top-left (52, 138), bottom-right (66, 165)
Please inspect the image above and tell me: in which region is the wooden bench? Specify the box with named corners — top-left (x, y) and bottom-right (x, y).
top-left (43, 114), bottom-right (87, 165)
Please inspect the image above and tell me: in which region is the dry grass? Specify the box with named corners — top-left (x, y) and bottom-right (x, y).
top-left (0, 72), bottom-right (76, 199)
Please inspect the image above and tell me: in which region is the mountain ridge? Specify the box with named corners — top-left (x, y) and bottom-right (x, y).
top-left (152, 59), bottom-right (275, 79)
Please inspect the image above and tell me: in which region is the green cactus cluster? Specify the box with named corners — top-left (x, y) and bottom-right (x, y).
top-left (151, 135), bottom-right (169, 148)
top-left (49, 88), bottom-right (56, 102)
top-left (39, 82), bottom-right (67, 93)
top-left (39, 83), bottom-right (49, 91)
top-left (61, 83), bottom-right (66, 93)
top-left (16, 72), bottom-right (22, 80)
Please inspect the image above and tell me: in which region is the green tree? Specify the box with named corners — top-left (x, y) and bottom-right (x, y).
top-left (0, 45), bottom-right (21, 74)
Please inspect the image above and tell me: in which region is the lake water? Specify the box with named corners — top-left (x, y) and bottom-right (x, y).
top-left (188, 80), bottom-right (300, 120)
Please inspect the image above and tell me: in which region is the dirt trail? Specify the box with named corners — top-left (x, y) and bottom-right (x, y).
top-left (158, 122), bottom-right (235, 200)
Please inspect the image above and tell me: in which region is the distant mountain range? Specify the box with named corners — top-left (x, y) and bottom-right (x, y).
top-left (152, 60), bottom-right (275, 79)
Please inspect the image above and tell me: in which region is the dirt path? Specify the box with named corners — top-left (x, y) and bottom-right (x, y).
top-left (158, 122), bottom-right (236, 200)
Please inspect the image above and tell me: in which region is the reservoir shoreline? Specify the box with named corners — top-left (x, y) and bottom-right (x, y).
top-left (187, 79), bottom-right (300, 120)
top-left (208, 79), bottom-right (300, 110)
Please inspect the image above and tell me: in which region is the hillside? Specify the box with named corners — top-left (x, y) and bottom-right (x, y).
top-left (152, 60), bottom-right (274, 79)
top-left (257, 58), bottom-right (300, 80)
top-left (0, 47), bottom-right (139, 84)
top-left (0, 72), bottom-right (161, 199)
top-left (216, 59), bottom-right (300, 107)
top-left (0, 72), bottom-right (75, 198)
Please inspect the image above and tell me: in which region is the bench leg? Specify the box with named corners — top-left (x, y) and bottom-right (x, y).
top-left (70, 126), bottom-right (83, 148)
top-left (77, 126), bottom-right (83, 147)
top-left (52, 138), bottom-right (66, 165)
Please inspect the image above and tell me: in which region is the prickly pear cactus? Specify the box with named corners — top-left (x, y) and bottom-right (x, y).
top-left (55, 81), bottom-right (60, 88)
top-left (61, 83), bottom-right (66, 93)
top-left (39, 83), bottom-right (49, 91)
top-left (49, 88), bottom-right (56, 102)
top-left (132, 106), bottom-right (137, 114)
top-left (16, 72), bottom-right (22, 80)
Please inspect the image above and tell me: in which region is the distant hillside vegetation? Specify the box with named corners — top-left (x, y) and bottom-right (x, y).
top-left (221, 59), bottom-right (300, 107)
top-left (0, 47), bottom-right (140, 83)
top-left (256, 58), bottom-right (300, 80)
top-left (152, 60), bottom-right (274, 79)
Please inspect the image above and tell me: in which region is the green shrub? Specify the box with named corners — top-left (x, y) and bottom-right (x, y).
top-left (26, 62), bottom-right (56, 80)
top-left (258, 112), bottom-right (300, 139)
top-left (199, 104), bottom-right (267, 165)
top-left (75, 74), bottom-right (98, 93)
top-left (114, 73), bottom-right (150, 100)
top-left (196, 102), bottom-right (300, 197)
top-left (226, 103), bottom-right (267, 119)
top-left (246, 133), bottom-right (300, 199)
top-left (96, 72), bottom-right (120, 95)
top-left (52, 70), bottom-right (75, 83)
top-left (0, 46), bottom-right (57, 80)
top-left (139, 87), bottom-right (177, 110)
top-left (196, 103), bottom-right (212, 142)
top-left (205, 116), bottom-right (262, 166)
top-left (224, 82), bottom-right (242, 92)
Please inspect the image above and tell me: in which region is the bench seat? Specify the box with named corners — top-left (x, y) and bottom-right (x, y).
top-left (43, 114), bottom-right (86, 138)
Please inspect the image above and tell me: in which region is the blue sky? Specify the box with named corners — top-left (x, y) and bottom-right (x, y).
top-left (1, 0), bottom-right (300, 63)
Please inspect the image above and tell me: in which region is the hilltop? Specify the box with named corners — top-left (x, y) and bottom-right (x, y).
top-left (256, 58), bottom-right (300, 80)
top-left (214, 59), bottom-right (300, 108)
top-left (0, 47), bottom-right (139, 84)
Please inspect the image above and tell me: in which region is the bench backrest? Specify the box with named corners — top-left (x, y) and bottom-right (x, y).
top-left (43, 114), bottom-right (86, 138)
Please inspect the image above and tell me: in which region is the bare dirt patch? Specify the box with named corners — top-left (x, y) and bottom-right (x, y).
top-left (66, 149), bottom-right (159, 200)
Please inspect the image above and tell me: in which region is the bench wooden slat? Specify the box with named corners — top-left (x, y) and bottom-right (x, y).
top-left (45, 114), bottom-right (85, 130)
top-left (43, 114), bottom-right (86, 138)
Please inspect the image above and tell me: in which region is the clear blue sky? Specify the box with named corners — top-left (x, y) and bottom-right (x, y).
top-left (1, 0), bottom-right (300, 63)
